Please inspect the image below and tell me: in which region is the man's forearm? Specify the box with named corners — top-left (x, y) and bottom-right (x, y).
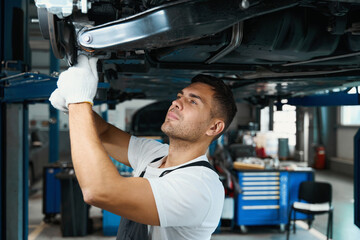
top-left (92, 108), bottom-right (132, 166)
top-left (67, 103), bottom-right (159, 225)
top-left (68, 103), bottom-right (121, 197)
top-left (93, 110), bottom-right (111, 136)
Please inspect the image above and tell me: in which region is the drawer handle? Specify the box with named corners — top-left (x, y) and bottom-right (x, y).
top-left (242, 186), bottom-right (280, 190)
top-left (242, 182), bottom-right (279, 186)
top-left (242, 196), bottom-right (280, 200)
top-left (242, 173), bottom-right (280, 176)
top-left (242, 177), bottom-right (280, 181)
top-left (243, 191), bottom-right (280, 195)
top-left (242, 205), bottom-right (280, 210)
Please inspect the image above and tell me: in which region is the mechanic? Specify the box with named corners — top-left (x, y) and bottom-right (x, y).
top-left (49, 55), bottom-right (237, 240)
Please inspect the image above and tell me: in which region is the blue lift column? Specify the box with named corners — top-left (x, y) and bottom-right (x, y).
top-left (0, 103), bottom-right (5, 240)
top-left (49, 49), bottom-right (60, 163)
top-left (0, 0), bottom-right (30, 239)
top-left (5, 104), bottom-right (28, 240)
top-left (355, 129), bottom-right (360, 228)
top-left (0, 0), bottom-right (4, 237)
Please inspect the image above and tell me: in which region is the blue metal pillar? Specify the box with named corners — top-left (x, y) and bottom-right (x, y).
top-left (354, 128), bottom-right (360, 228)
top-left (48, 49), bottom-right (60, 163)
top-left (2, 0), bottom-right (30, 67)
top-left (319, 107), bottom-right (337, 168)
top-left (0, 103), bottom-right (5, 240)
top-left (1, 0), bottom-right (29, 238)
top-left (0, 0), bottom-right (4, 73)
top-left (0, 1), bottom-right (4, 236)
top-left (3, 0), bottom-right (15, 61)
top-left (22, 103), bottom-right (28, 239)
top-left (49, 106), bottom-right (59, 163)
top-left (5, 104), bottom-right (25, 240)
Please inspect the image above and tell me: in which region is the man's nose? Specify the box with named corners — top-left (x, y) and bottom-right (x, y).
top-left (172, 98), bottom-right (183, 110)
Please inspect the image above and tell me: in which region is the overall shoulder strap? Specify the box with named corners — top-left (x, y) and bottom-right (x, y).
top-left (139, 156), bottom-right (164, 177)
top-left (159, 161), bottom-right (217, 177)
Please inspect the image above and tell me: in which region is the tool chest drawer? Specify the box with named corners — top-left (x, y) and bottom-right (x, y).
top-left (235, 170), bottom-right (314, 227)
top-left (236, 171), bottom-right (288, 226)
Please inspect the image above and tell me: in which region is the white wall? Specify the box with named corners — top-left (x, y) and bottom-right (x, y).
top-left (336, 127), bottom-right (357, 160)
top-left (228, 102), bottom-right (254, 131)
top-left (31, 51), bottom-right (68, 74)
top-left (104, 99), bottom-right (156, 130)
top-left (330, 126), bottom-right (357, 176)
top-left (29, 100), bottom-right (156, 132)
top-left (330, 107), bottom-right (360, 176)
top-left (29, 104), bottom-right (49, 130)
top-left (29, 103), bottom-right (70, 131)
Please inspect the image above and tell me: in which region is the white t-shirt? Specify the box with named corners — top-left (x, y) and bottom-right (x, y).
top-left (128, 136), bottom-right (225, 240)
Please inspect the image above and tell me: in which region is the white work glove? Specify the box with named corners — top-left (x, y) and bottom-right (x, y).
top-left (56, 55), bottom-right (99, 107)
top-left (49, 89), bottom-right (68, 113)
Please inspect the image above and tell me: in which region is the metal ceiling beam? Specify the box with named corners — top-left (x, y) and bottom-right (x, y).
top-left (287, 92), bottom-right (360, 106)
top-left (1, 74), bottom-right (57, 103)
top-left (0, 73), bottom-right (109, 103)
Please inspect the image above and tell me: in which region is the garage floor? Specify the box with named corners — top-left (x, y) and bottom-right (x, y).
top-left (28, 170), bottom-right (360, 240)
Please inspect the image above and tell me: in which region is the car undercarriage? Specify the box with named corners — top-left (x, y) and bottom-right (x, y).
top-left (35, 0), bottom-right (360, 106)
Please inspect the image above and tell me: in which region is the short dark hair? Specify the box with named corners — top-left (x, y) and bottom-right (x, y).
top-left (191, 74), bottom-right (237, 139)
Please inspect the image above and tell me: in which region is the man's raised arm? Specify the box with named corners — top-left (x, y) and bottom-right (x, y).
top-left (49, 55), bottom-right (160, 225)
top-left (49, 56), bottom-right (131, 166)
top-left (92, 110), bottom-right (131, 166)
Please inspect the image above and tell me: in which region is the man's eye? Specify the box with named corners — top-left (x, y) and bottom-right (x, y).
top-left (191, 100), bottom-right (197, 105)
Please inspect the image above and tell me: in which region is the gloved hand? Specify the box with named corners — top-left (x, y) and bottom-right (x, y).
top-left (49, 89), bottom-right (68, 113)
top-left (55, 55), bottom-right (99, 107)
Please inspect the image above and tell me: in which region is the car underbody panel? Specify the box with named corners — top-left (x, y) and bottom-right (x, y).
top-left (35, 0), bottom-right (360, 105)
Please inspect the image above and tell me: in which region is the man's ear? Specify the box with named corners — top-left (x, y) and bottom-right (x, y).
top-left (206, 120), bottom-right (225, 137)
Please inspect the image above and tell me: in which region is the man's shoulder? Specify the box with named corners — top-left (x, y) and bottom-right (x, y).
top-left (128, 136), bottom-right (169, 174)
top-left (170, 157), bottom-right (217, 177)
top-left (130, 135), bottom-right (168, 148)
top-left (162, 160), bottom-right (222, 191)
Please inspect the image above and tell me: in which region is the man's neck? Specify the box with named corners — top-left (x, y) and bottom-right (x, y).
top-left (160, 138), bottom-right (209, 168)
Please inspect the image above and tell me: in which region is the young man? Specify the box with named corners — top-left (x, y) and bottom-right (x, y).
top-left (49, 55), bottom-right (237, 240)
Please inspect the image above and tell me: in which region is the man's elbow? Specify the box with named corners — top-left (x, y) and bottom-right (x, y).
top-left (82, 187), bottom-right (107, 206)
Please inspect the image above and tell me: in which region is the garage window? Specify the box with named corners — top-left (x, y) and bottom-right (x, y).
top-left (340, 87), bottom-right (360, 126)
top-left (261, 104), bottom-right (296, 145)
top-left (340, 106), bottom-right (360, 126)
top-left (273, 104), bottom-right (297, 146)
top-left (260, 104), bottom-right (297, 156)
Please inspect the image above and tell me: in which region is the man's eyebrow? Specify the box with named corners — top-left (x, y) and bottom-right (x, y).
top-left (177, 90), bottom-right (205, 103)
top-left (189, 93), bottom-right (204, 103)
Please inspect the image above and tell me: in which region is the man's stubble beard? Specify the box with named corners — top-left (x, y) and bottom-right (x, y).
top-left (161, 120), bottom-right (206, 143)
